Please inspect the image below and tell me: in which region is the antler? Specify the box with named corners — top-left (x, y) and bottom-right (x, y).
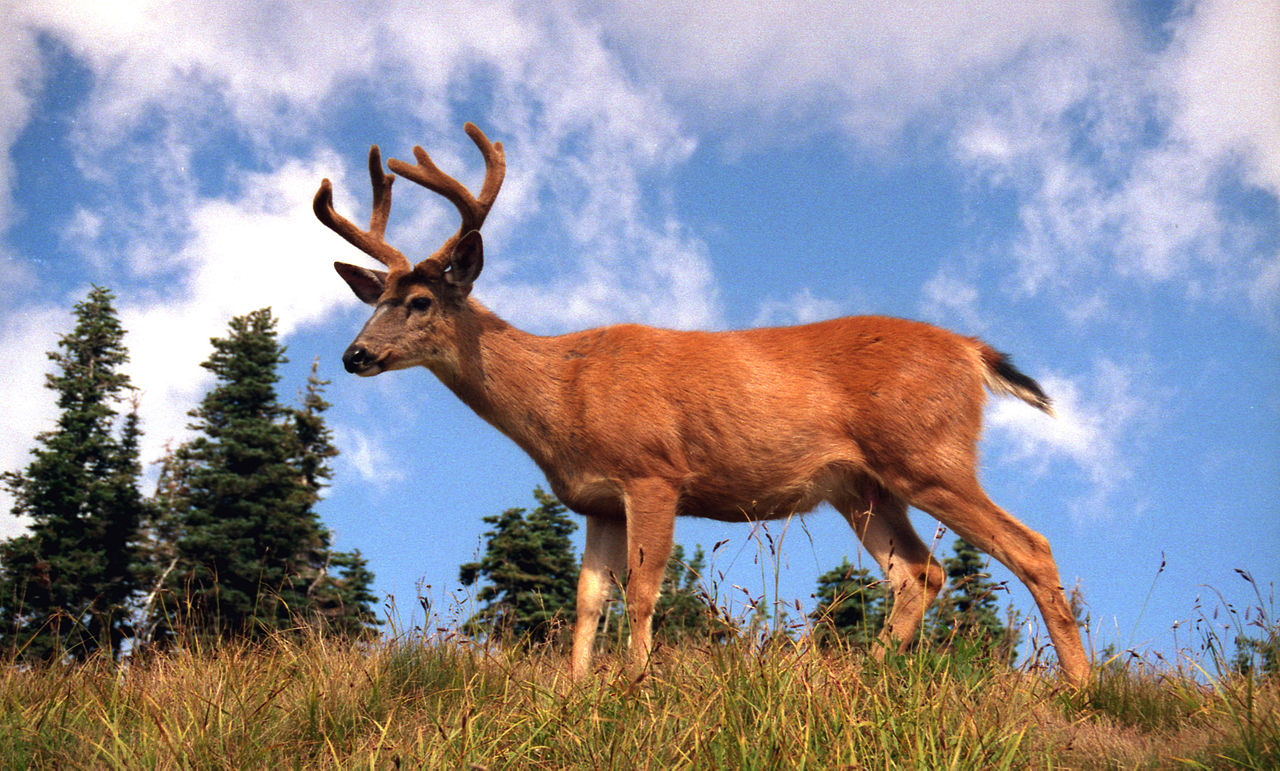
top-left (387, 122), bottom-right (506, 241)
top-left (313, 146), bottom-right (412, 274)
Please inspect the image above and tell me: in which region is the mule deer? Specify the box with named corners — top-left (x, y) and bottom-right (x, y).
top-left (314, 123), bottom-right (1090, 685)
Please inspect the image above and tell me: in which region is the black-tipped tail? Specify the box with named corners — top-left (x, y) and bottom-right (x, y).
top-left (981, 348), bottom-right (1054, 415)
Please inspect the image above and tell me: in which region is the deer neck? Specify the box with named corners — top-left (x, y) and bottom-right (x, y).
top-left (433, 300), bottom-right (568, 458)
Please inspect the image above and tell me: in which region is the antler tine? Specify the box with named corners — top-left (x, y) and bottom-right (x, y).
top-left (313, 146), bottom-right (412, 273)
top-left (387, 122), bottom-right (506, 237)
top-left (464, 122), bottom-right (506, 221)
top-left (366, 146), bottom-right (395, 240)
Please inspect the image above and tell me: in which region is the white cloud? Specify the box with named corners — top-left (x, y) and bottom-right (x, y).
top-left (920, 270), bottom-right (985, 332)
top-left (751, 287), bottom-right (842, 328)
top-left (0, 0), bottom-right (721, 514)
top-left (13, 0), bottom-right (714, 330)
top-left (592, 0), bottom-right (1278, 326)
top-left (1165, 0), bottom-right (1280, 195)
top-left (0, 306), bottom-right (67, 538)
top-left (486, 215), bottom-right (718, 331)
top-left (946, 0), bottom-right (1280, 320)
top-left (987, 359), bottom-right (1147, 522)
top-left (594, 0), bottom-right (1127, 148)
top-left (0, 24), bottom-right (41, 235)
top-left (117, 155), bottom-right (362, 465)
top-left (0, 25), bottom-right (45, 311)
top-left (1250, 254), bottom-right (1280, 327)
top-left (16, 0), bottom-right (387, 147)
top-left (332, 424), bottom-right (407, 491)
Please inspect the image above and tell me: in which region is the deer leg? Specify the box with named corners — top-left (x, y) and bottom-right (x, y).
top-left (909, 476), bottom-right (1090, 685)
top-left (572, 515), bottom-right (627, 679)
top-left (621, 478), bottom-right (677, 674)
top-left (837, 491), bottom-right (944, 658)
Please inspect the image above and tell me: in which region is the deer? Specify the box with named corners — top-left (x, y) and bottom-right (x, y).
top-left (313, 123), bottom-right (1091, 686)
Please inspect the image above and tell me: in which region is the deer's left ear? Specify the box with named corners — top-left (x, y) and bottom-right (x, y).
top-left (445, 230), bottom-right (484, 293)
top-left (334, 261), bottom-right (387, 305)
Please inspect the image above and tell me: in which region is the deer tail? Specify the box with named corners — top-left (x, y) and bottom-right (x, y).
top-left (979, 344), bottom-right (1054, 416)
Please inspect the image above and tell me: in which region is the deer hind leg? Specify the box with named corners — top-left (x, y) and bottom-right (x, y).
top-left (835, 489), bottom-right (944, 659)
top-left (572, 515), bottom-right (627, 679)
top-left (906, 473), bottom-right (1090, 685)
top-left (620, 478), bottom-right (677, 674)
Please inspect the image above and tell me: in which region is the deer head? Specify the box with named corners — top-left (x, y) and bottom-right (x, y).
top-left (313, 123), bottom-right (506, 376)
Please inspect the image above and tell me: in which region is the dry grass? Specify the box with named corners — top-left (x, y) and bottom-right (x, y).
top-left (1, 626), bottom-right (1275, 769)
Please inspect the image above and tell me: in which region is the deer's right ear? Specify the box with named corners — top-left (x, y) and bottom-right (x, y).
top-left (445, 230), bottom-right (484, 292)
top-left (334, 262), bottom-right (387, 305)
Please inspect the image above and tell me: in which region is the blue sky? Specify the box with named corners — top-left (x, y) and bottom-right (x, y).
top-left (1, 1), bottom-right (1276, 667)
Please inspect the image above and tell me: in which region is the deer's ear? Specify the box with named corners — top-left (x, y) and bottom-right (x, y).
top-left (334, 262), bottom-right (387, 305)
top-left (445, 230), bottom-right (484, 294)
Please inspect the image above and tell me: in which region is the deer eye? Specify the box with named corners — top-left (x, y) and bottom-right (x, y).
top-left (408, 296), bottom-right (433, 312)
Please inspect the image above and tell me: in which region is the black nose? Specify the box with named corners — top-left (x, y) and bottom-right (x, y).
top-left (343, 345), bottom-right (373, 373)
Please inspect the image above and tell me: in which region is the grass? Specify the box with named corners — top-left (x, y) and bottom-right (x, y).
top-left (0, 622), bottom-right (1275, 770)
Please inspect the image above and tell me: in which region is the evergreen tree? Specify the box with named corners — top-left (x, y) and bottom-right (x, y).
top-left (0, 286), bottom-right (148, 661)
top-left (590, 542), bottom-right (728, 648)
top-left (1235, 631), bottom-right (1279, 680)
top-left (151, 309), bottom-right (376, 642)
top-left (135, 441), bottom-right (188, 647)
top-left (458, 487), bottom-right (578, 643)
top-left (313, 548), bottom-right (381, 637)
top-left (810, 558), bottom-right (886, 647)
top-left (809, 558), bottom-right (888, 648)
top-left (927, 538), bottom-right (1020, 662)
top-left (292, 359), bottom-right (339, 498)
top-left (653, 544), bottom-right (730, 641)
top-left (288, 360), bottom-right (378, 636)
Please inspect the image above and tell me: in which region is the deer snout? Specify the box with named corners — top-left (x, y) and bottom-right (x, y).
top-left (342, 344), bottom-right (379, 375)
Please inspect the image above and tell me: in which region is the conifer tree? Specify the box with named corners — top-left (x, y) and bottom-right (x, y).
top-left (809, 558), bottom-right (888, 648)
top-left (1235, 631), bottom-right (1280, 680)
top-left (928, 538), bottom-right (1020, 661)
top-left (0, 286), bottom-right (148, 661)
top-left (458, 487), bottom-right (579, 642)
top-left (653, 544), bottom-right (728, 641)
top-left (152, 309), bottom-right (376, 642)
top-left (291, 360), bottom-right (379, 636)
top-left (591, 542), bottom-right (729, 647)
top-left (292, 359), bottom-right (339, 499)
top-left (135, 441), bottom-right (188, 647)
top-left (311, 548), bottom-right (380, 637)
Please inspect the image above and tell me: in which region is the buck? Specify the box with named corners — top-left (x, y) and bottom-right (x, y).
top-left (314, 123), bottom-right (1091, 685)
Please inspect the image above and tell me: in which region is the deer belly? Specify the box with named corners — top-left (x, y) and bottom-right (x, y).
top-left (677, 462), bottom-right (854, 522)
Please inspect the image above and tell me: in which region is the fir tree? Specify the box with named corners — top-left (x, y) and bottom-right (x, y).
top-left (928, 538), bottom-right (1020, 662)
top-left (1232, 569), bottom-right (1278, 680)
top-left (292, 359), bottom-right (339, 498)
top-left (0, 286), bottom-right (149, 661)
top-left (1235, 631), bottom-right (1280, 680)
top-left (135, 441), bottom-right (188, 647)
top-left (152, 309), bottom-right (376, 642)
top-left (590, 542), bottom-right (728, 648)
top-left (314, 548), bottom-right (381, 637)
top-left (653, 544), bottom-right (730, 641)
top-left (291, 359), bottom-right (380, 637)
top-left (458, 487), bottom-right (579, 643)
top-left (809, 558), bottom-right (888, 648)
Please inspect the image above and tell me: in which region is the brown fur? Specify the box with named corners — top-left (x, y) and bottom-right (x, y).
top-left (315, 124), bottom-right (1091, 686)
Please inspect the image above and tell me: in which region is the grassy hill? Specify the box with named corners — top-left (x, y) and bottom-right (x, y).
top-left (2, 623), bottom-right (1275, 769)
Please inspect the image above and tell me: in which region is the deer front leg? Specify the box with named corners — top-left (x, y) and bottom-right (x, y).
top-left (572, 515), bottom-right (627, 679)
top-left (622, 479), bottom-right (677, 674)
